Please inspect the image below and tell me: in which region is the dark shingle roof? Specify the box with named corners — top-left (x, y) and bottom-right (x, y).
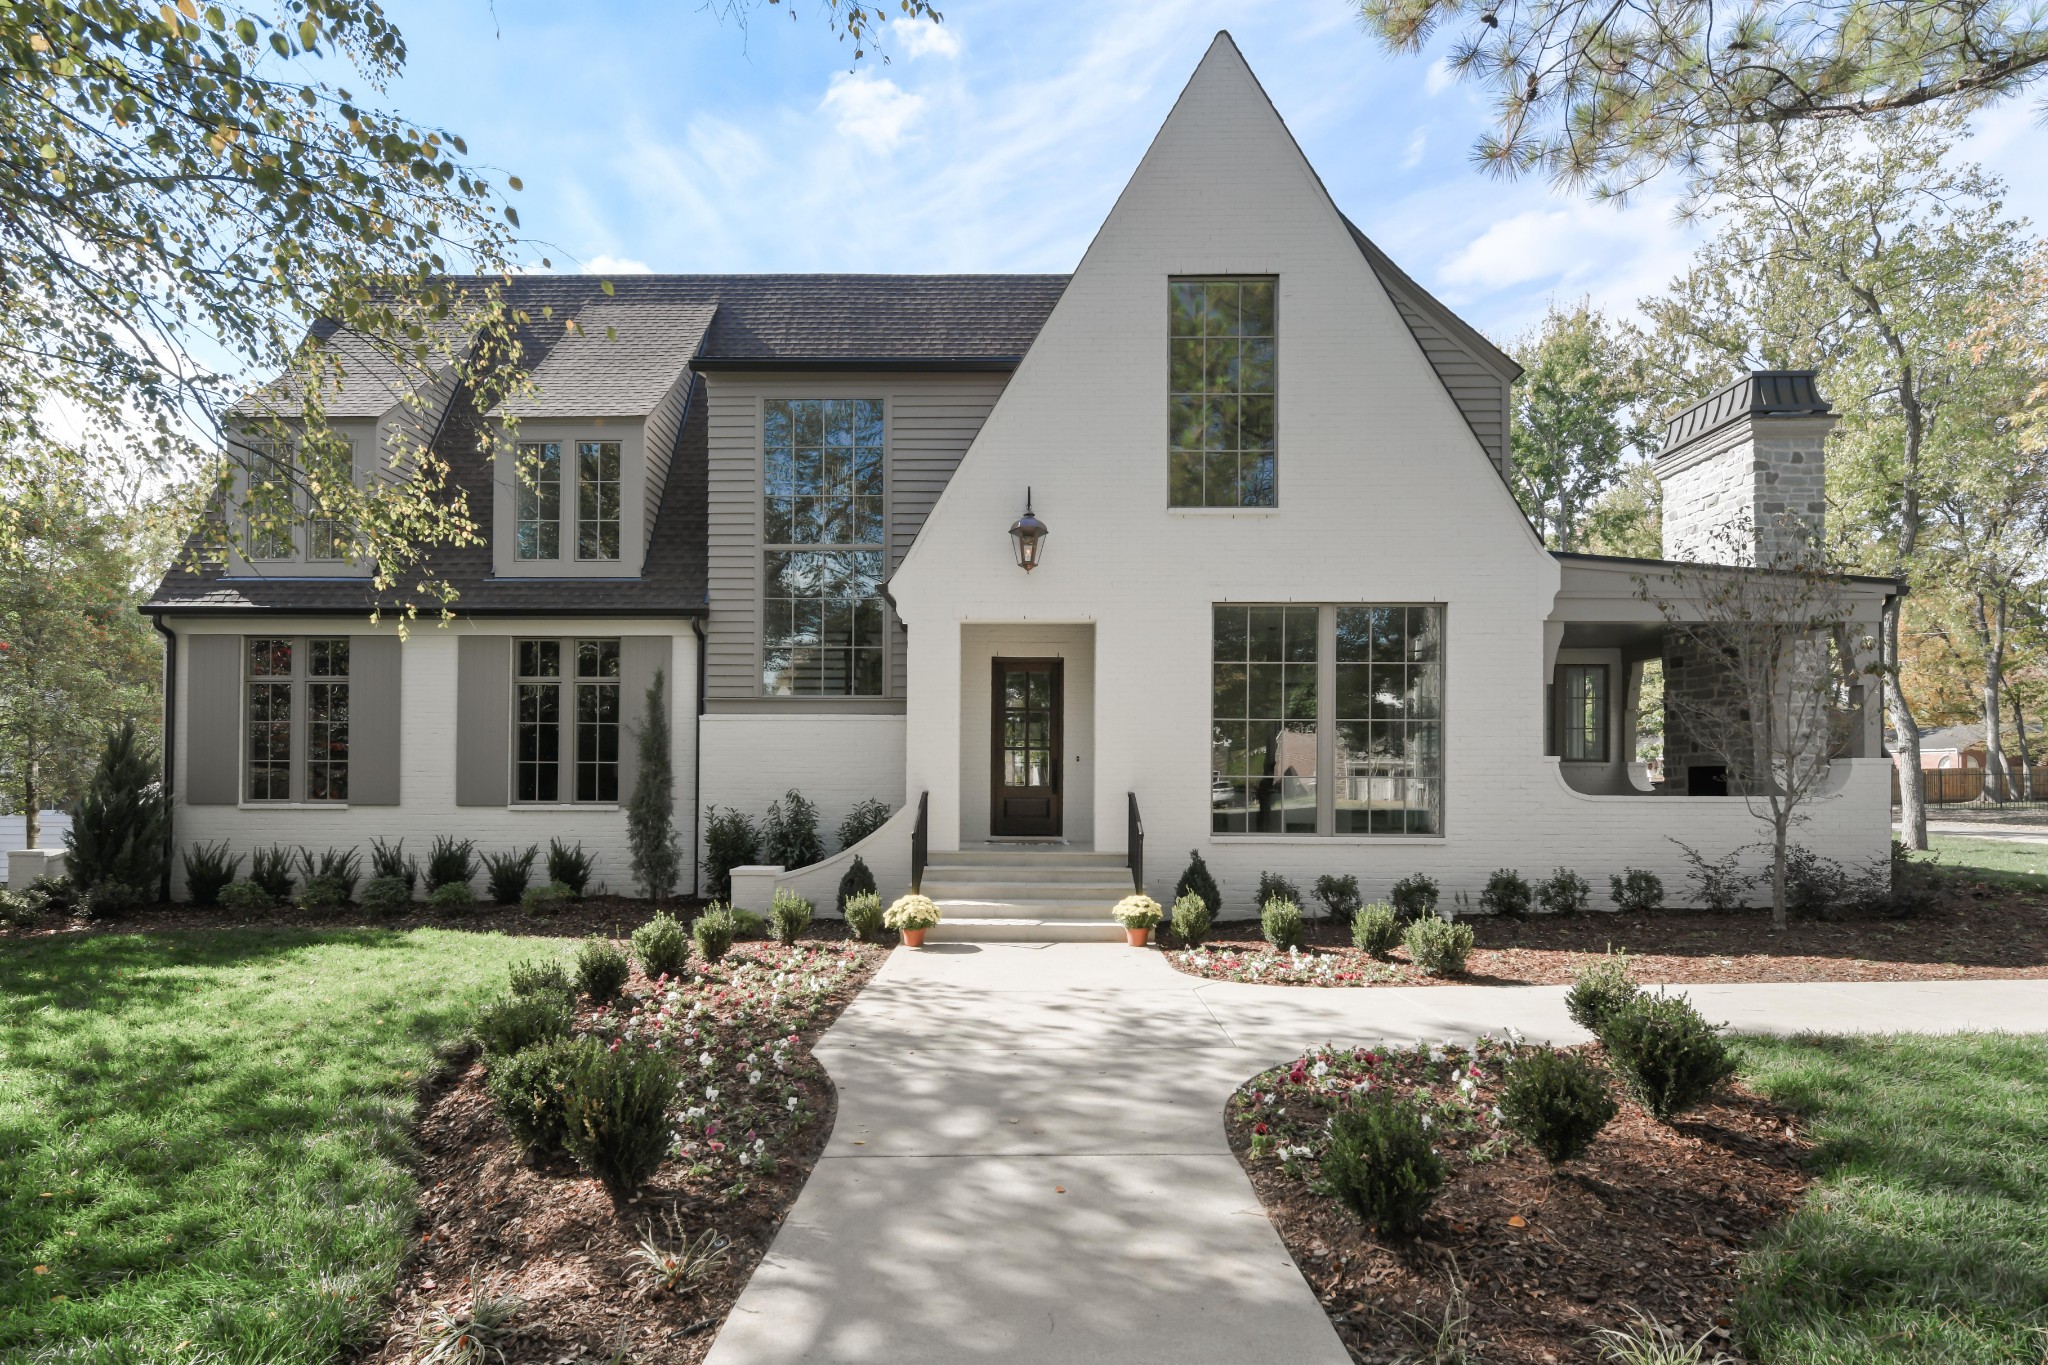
top-left (494, 301), bottom-right (714, 418)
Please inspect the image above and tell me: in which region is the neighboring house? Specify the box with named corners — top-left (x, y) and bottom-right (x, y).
top-left (145, 35), bottom-right (1895, 932)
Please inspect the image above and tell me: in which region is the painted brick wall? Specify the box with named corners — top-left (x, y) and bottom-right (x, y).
top-left (167, 616), bottom-right (699, 900)
top-left (884, 37), bottom-right (1889, 917)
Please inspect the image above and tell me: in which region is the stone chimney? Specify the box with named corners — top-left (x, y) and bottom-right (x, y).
top-left (1655, 370), bottom-right (1835, 565)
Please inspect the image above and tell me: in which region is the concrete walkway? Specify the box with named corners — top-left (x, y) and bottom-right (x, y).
top-left (705, 945), bottom-right (2048, 1365)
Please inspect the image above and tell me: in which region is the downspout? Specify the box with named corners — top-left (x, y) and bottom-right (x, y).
top-left (150, 612), bottom-right (177, 904)
top-left (692, 614), bottom-right (707, 899)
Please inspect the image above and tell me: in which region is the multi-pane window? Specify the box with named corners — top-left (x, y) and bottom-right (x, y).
top-left (305, 439), bottom-right (354, 562)
top-left (246, 638), bottom-right (294, 800)
top-left (516, 442), bottom-right (563, 561)
top-left (243, 440), bottom-right (297, 560)
top-left (244, 636), bottom-right (351, 803)
top-left (1212, 604), bottom-right (1445, 836)
top-left (1169, 278), bottom-right (1277, 508)
top-left (762, 398), bottom-right (887, 696)
top-left (512, 638), bottom-right (620, 803)
top-left (1211, 606), bottom-right (1318, 833)
top-left (1560, 664), bottom-right (1609, 762)
top-left (305, 639), bottom-right (350, 800)
top-left (1333, 607), bottom-right (1442, 834)
top-left (576, 440), bottom-right (622, 561)
top-left (515, 640), bottom-right (562, 801)
top-left (576, 640), bottom-right (621, 802)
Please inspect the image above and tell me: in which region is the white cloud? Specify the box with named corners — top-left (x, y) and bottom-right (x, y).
top-left (820, 71), bottom-right (928, 151)
top-left (1424, 57), bottom-right (1457, 96)
top-left (889, 16), bottom-right (961, 60)
top-left (1402, 128), bottom-right (1428, 170)
top-left (580, 254), bottom-right (653, 274)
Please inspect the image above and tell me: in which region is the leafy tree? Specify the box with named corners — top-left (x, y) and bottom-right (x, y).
top-left (0, 0), bottom-right (935, 611)
top-left (627, 668), bottom-right (680, 900)
top-left (66, 719), bottom-right (171, 897)
top-left (1508, 300), bottom-right (1644, 550)
top-left (0, 448), bottom-right (164, 845)
top-left (1359, 0), bottom-right (2048, 197)
top-left (1582, 461), bottom-right (1663, 559)
top-left (1632, 112), bottom-right (2034, 846)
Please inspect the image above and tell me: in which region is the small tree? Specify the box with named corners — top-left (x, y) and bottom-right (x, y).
top-left (66, 719), bottom-right (170, 897)
top-left (627, 668), bottom-right (680, 901)
top-left (1642, 519), bottom-right (1870, 930)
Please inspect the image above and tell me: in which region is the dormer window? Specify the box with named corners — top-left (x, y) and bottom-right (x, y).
top-left (514, 442), bottom-right (562, 560)
top-left (238, 435), bottom-right (356, 563)
top-left (577, 440), bottom-right (622, 561)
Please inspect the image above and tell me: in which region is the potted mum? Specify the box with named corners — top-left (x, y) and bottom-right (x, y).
top-left (884, 893), bottom-right (942, 947)
top-left (1111, 893), bottom-right (1163, 947)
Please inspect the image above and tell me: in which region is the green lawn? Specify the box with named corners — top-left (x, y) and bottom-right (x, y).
top-left (1737, 1033), bottom-right (2048, 1363)
top-left (1920, 835), bottom-right (2048, 893)
top-left (0, 927), bottom-right (550, 1364)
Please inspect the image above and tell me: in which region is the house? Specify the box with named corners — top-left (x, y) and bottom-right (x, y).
top-left (145, 34), bottom-right (1896, 934)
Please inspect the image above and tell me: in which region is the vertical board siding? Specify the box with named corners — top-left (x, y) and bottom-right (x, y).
top-left (185, 633), bottom-right (243, 805)
top-left (617, 635), bottom-right (673, 804)
top-left (703, 373), bottom-right (1007, 701)
top-left (455, 635), bottom-right (511, 806)
top-left (349, 634), bottom-right (402, 805)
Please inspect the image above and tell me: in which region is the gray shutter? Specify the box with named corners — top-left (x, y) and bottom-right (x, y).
top-left (617, 636), bottom-right (673, 804)
top-left (456, 635), bottom-right (511, 807)
top-left (350, 635), bottom-right (401, 805)
top-left (185, 633), bottom-right (243, 805)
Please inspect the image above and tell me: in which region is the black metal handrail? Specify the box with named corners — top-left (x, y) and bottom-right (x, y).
top-left (911, 790), bottom-right (929, 893)
top-left (1127, 791), bottom-right (1144, 894)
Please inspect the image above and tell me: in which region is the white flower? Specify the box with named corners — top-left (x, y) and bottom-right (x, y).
top-left (749, 1070), bottom-right (763, 1085)
top-left (739, 1153), bottom-right (752, 1167)
top-left (700, 1052), bottom-right (715, 1070)
top-left (1421, 1114), bottom-right (1433, 1131)
top-left (705, 1086), bottom-right (720, 1103)
top-left (787, 1096), bottom-right (800, 1111)
top-left (754, 1137), bottom-right (766, 1152)
top-left (1311, 1060), bottom-right (1330, 1079)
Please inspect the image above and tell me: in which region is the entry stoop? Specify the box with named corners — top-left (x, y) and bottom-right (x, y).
top-left (920, 846), bottom-right (1133, 943)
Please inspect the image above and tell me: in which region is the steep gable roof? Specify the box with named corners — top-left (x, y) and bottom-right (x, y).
top-left (493, 301), bottom-right (714, 419)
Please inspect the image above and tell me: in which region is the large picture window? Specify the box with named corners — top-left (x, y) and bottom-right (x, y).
top-left (1169, 278), bottom-right (1276, 509)
top-left (512, 637), bottom-right (620, 803)
top-left (244, 636), bottom-right (350, 803)
top-left (762, 398), bottom-right (887, 696)
top-left (576, 440), bottom-right (622, 561)
top-left (1212, 604), bottom-right (1444, 836)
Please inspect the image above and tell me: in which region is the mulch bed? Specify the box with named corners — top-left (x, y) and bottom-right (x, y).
top-left (1, 894), bottom-right (718, 941)
top-left (1167, 878), bottom-right (2048, 987)
top-left (1230, 1039), bottom-right (1807, 1363)
top-left (353, 935), bottom-right (889, 1364)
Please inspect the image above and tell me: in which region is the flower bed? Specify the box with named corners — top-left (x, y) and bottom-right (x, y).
top-left (362, 936), bottom-right (887, 1364)
top-left (1167, 888), bottom-right (2048, 988)
top-left (1229, 1037), bottom-right (1808, 1362)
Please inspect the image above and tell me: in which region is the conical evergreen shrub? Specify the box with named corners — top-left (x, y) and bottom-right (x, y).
top-left (66, 719), bottom-right (169, 899)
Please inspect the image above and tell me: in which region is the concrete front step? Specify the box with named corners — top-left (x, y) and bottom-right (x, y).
top-left (925, 917), bottom-right (1131, 943)
top-left (922, 862), bottom-right (1138, 886)
top-left (921, 879), bottom-right (1136, 903)
top-left (931, 898), bottom-right (1126, 922)
top-left (930, 848), bottom-right (1129, 870)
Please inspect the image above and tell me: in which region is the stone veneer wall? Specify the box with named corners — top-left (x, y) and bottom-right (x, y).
top-left (1656, 413), bottom-right (1833, 792)
top-left (1658, 417), bottom-right (1830, 566)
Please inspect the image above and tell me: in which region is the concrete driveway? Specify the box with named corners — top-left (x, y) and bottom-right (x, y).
top-left (704, 943), bottom-right (2048, 1365)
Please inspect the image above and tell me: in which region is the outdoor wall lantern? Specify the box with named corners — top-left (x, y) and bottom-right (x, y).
top-left (1009, 488), bottom-right (1048, 572)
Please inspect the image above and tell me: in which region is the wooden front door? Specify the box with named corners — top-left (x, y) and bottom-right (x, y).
top-left (991, 658), bottom-right (1063, 837)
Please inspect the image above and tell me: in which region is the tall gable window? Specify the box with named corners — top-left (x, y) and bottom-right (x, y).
top-left (1169, 278), bottom-right (1276, 509)
top-left (576, 440), bottom-right (622, 561)
top-left (762, 398), bottom-right (886, 696)
top-left (515, 442), bottom-right (562, 561)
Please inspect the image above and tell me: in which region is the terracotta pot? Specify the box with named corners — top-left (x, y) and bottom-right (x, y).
top-left (1125, 926), bottom-right (1150, 947)
top-left (902, 928), bottom-right (927, 948)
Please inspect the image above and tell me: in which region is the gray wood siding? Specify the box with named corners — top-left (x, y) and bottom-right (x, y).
top-left (642, 374), bottom-right (690, 561)
top-left (703, 372), bottom-right (1007, 701)
top-left (1385, 291), bottom-right (1512, 478)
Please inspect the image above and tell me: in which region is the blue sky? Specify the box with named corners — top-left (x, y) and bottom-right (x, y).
top-left (378, 0), bottom-right (2048, 347)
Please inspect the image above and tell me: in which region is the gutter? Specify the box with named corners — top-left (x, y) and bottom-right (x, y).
top-left (688, 356), bottom-right (1023, 373)
top-left (692, 614), bottom-right (707, 899)
top-left (149, 612), bottom-right (177, 903)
